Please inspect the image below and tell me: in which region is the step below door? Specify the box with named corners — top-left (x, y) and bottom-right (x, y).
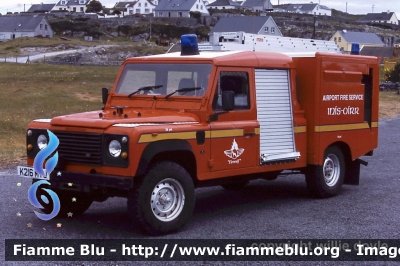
top-left (255, 69), bottom-right (300, 164)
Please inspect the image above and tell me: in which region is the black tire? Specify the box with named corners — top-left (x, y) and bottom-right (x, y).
top-left (306, 146), bottom-right (345, 198)
top-left (127, 161), bottom-right (195, 235)
top-left (221, 181), bottom-right (248, 190)
top-left (33, 180), bottom-right (93, 218)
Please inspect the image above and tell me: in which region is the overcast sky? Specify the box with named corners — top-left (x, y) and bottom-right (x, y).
top-left (0, 0), bottom-right (398, 18)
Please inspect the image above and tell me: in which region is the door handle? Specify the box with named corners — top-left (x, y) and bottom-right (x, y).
top-left (243, 127), bottom-right (255, 136)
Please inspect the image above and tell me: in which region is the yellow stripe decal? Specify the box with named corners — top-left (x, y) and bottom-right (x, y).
top-left (315, 123), bottom-right (375, 132)
top-left (294, 126), bottom-right (306, 133)
top-left (139, 129), bottom-right (245, 143)
top-left (371, 122), bottom-right (378, 128)
top-left (210, 129), bottom-right (243, 138)
top-left (139, 132), bottom-right (196, 143)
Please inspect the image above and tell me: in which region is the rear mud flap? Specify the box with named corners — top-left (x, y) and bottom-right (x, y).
top-left (344, 159), bottom-right (365, 185)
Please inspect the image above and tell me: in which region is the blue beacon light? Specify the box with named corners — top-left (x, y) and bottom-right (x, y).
top-left (350, 43), bottom-right (360, 55)
top-left (181, 34), bottom-right (200, 56)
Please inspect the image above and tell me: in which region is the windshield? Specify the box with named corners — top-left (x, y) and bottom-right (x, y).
top-left (115, 63), bottom-right (212, 97)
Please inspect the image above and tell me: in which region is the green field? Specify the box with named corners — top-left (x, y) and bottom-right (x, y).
top-left (0, 63), bottom-right (119, 162)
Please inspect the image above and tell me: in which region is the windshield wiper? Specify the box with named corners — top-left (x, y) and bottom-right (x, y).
top-left (165, 87), bottom-right (202, 99)
top-left (128, 85), bottom-right (163, 98)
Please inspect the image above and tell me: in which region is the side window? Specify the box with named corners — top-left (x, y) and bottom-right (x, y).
top-left (213, 71), bottom-right (250, 110)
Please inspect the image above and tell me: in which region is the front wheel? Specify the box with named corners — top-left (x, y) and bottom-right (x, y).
top-left (306, 146), bottom-right (345, 198)
top-left (128, 161), bottom-right (195, 235)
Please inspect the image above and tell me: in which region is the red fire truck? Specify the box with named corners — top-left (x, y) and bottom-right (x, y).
top-left (21, 34), bottom-right (379, 235)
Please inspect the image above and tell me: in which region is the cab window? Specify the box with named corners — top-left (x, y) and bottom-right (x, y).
top-left (213, 71), bottom-right (250, 110)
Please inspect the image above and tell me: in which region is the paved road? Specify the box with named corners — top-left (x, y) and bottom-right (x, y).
top-left (1, 116), bottom-right (400, 265)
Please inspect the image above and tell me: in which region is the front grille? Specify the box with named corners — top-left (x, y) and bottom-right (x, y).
top-left (54, 131), bottom-right (102, 166)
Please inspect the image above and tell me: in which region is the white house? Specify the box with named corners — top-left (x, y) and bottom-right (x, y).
top-left (0, 15), bottom-right (53, 40)
top-left (114, 1), bottom-right (158, 16)
top-left (154, 0), bottom-right (210, 18)
top-left (285, 3), bottom-right (331, 16)
top-left (206, 0), bottom-right (241, 10)
top-left (241, 0), bottom-right (273, 12)
top-left (359, 12), bottom-right (399, 25)
top-left (209, 16), bottom-right (282, 43)
top-left (52, 0), bottom-right (89, 12)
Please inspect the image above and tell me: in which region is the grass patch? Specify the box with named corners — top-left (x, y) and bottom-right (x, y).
top-left (0, 63), bottom-right (119, 161)
top-left (379, 91), bottom-right (400, 119)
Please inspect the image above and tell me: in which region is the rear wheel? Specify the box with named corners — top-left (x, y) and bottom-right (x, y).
top-left (306, 146), bottom-right (345, 198)
top-left (128, 161), bottom-right (195, 235)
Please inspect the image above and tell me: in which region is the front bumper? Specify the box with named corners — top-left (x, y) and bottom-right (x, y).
top-left (42, 170), bottom-right (134, 193)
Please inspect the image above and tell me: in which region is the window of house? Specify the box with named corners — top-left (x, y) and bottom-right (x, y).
top-left (264, 26), bottom-right (268, 32)
top-left (136, 8), bottom-right (140, 13)
top-left (73, 7), bottom-right (76, 12)
top-left (334, 37), bottom-right (337, 42)
top-left (45, 25), bottom-right (48, 30)
top-left (139, 3), bottom-right (141, 7)
top-left (61, 0), bottom-right (66, 4)
top-left (201, 5), bottom-right (203, 9)
top-left (145, 8), bottom-right (150, 13)
top-left (178, 12), bottom-right (182, 17)
top-left (159, 12), bottom-right (163, 17)
top-left (40, 24), bottom-right (43, 29)
top-left (196, 4), bottom-right (199, 8)
top-left (271, 27), bottom-right (275, 33)
top-left (213, 72), bottom-right (250, 110)
top-left (338, 37), bottom-right (341, 42)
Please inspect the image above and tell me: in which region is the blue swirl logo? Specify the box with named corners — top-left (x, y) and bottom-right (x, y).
top-left (28, 130), bottom-right (61, 220)
top-left (28, 180), bottom-right (60, 221)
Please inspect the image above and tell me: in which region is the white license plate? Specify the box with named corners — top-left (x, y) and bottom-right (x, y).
top-left (17, 166), bottom-right (49, 180)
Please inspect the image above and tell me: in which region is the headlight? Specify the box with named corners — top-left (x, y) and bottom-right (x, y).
top-left (109, 140), bottom-right (121, 157)
top-left (37, 134), bottom-right (48, 150)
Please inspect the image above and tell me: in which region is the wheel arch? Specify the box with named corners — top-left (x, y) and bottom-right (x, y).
top-left (136, 139), bottom-right (197, 182)
top-left (325, 141), bottom-right (352, 167)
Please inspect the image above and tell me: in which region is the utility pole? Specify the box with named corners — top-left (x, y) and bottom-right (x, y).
top-left (372, 5), bottom-right (374, 13)
top-left (149, 17), bottom-right (152, 39)
top-left (313, 15), bottom-right (317, 39)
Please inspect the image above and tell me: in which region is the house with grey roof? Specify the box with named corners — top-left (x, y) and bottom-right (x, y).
top-left (154, 0), bottom-right (210, 18)
top-left (209, 16), bottom-right (281, 43)
top-left (329, 30), bottom-right (384, 53)
top-left (27, 3), bottom-right (56, 13)
top-left (114, 0), bottom-right (158, 16)
top-left (285, 3), bottom-right (331, 16)
top-left (52, 0), bottom-right (89, 13)
top-left (359, 12), bottom-right (398, 25)
top-left (207, 0), bottom-right (241, 10)
top-left (0, 15), bottom-right (53, 40)
top-left (241, 0), bottom-right (273, 12)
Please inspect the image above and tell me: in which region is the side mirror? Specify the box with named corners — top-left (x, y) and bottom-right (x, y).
top-left (222, 91), bottom-right (234, 111)
top-left (102, 88), bottom-right (109, 105)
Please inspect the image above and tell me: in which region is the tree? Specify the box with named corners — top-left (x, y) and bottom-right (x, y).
top-left (387, 62), bottom-right (400, 83)
top-left (86, 0), bottom-right (103, 13)
top-left (112, 9), bottom-right (121, 16)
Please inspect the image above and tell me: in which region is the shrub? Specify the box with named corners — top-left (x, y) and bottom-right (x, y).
top-left (387, 62), bottom-right (400, 82)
